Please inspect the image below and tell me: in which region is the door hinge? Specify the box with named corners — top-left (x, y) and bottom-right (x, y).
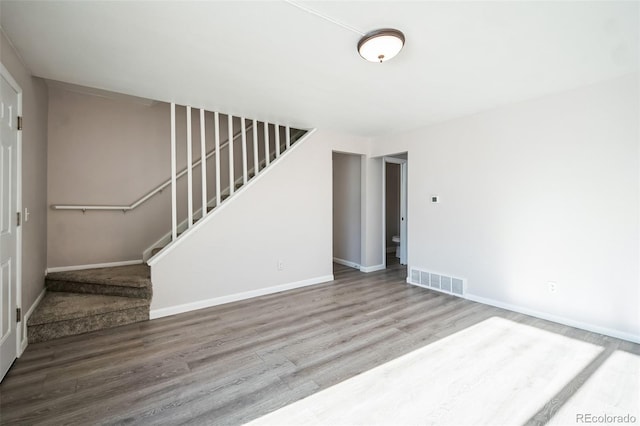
top-left (16, 307), bottom-right (22, 323)
top-left (16, 211), bottom-right (21, 227)
top-left (17, 116), bottom-right (23, 131)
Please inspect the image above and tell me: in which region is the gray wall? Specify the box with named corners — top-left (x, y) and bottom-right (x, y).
top-left (0, 30), bottom-right (49, 314)
top-left (46, 84), bottom-right (268, 267)
top-left (47, 86), bottom-right (174, 267)
top-left (332, 152), bottom-right (361, 266)
top-left (385, 162), bottom-right (400, 250)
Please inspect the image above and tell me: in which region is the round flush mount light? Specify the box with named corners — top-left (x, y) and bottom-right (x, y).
top-left (357, 28), bottom-right (405, 63)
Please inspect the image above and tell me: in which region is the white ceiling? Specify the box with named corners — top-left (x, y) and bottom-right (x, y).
top-left (1, 1), bottom-right (638, 137)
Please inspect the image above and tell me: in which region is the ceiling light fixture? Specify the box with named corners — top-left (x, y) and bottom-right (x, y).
top-left (357, 29), bottom-right (405, 63)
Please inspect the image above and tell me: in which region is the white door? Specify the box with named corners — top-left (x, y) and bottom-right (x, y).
top-left (399, 162), bottom-right (407, 265)
top-left (0, 70), bottom-right (19, 381)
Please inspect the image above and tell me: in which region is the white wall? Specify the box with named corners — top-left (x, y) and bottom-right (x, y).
top-left (1, 30), bottom-right (48, 317)
top-left (333, 152), bottom-right (361, 266)
top-left (372, 73), bottom-right (640, 341)
top-left (150, 129), bottom-right (370, 315)
top-left (361, 157), bottom-right (384, 270)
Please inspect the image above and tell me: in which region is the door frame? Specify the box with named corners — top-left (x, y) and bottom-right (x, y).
top-left (382, 156), bottom-right (407, 268)
top-left (0, 62), bottom-right (23, 359)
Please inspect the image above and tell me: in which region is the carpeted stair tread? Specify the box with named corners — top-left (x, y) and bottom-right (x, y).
top-left (46, 264), bottom-right (152, 299)
top-left (28, 292), bottom-right (149, 326)
top-left (46, 264), bottom-right (151, 288)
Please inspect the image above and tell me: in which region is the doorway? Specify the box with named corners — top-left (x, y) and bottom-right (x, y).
top-left (332, 152), bottom-right (362, 270)
top-left (0, 63), bottom-right (22, 381)
top-left (383, 155), bottom-right (407, 268)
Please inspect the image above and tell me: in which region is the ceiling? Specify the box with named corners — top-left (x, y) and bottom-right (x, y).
top-left (1, 1), bottom-right (638, 137)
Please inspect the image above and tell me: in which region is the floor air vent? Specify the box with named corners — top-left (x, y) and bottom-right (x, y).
top-left (409, 267), bottom-right (466, 297)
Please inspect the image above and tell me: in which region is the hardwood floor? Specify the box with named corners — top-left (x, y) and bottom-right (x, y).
top-left (1, 259), bottom-right (638, 425)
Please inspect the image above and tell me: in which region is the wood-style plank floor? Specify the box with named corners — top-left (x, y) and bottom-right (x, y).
top-left (1, 258), bottom-right (638, 425)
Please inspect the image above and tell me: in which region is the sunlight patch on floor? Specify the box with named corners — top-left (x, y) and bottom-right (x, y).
top-left (548, 350), bottom-right (640, 425)
top-left (248, 317), bottom-right (603, 426)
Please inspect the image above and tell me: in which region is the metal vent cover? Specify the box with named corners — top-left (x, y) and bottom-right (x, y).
top-left (409, 267), bottom-right (466, 298)
top-left (452, 278), bottom-right (464, 295)
top-left (420, 271), bottom-right (429, 286)
top-left (441, 276), bottom-right (452, 292)
top-left (430, 273), bottom-right (441, 289)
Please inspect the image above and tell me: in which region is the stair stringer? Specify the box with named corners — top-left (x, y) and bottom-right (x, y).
top-left (147, 128), bottom-right (335, 319)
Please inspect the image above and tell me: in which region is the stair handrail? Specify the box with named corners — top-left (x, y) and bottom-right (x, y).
top-left (50, 124), bottom-right (253, 212)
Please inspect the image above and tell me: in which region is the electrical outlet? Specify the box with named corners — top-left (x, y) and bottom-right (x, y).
top-left (547, 281), bottom-right (557, 294)
top-left (277, 260), bottom-right (285, 271)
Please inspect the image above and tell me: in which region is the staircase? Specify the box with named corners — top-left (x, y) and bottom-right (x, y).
top-left (28, 264), bottom-right (151, 343)
top-left (143, 119), bottom-right (308, 261)
top-left (29, 104), bottom-right (309, 343)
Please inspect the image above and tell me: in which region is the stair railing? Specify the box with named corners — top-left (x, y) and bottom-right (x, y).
top-left (142, 127), bottom-right (306, 261)
top-left (52, 102), bottom-right (305, 248)
top-left (168, 103), bottom-right (297, 242)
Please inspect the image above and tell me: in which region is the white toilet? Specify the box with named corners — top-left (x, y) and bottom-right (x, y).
top-left (392, 235), bottom-right (401, 258)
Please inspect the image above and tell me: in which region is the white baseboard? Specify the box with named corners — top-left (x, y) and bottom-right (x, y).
top-left (360, 264), bottom-right (386, 273)
top-left (464, 293), bottom-right (640, 344)
top-left (19, 288), bottom-right (46, 356)
top-left (46, 259), bottom-right (143, 274)
top-left (332, 257), bottom-right (361, 270)
top-left (150, 274), bottom-right (334, 320)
